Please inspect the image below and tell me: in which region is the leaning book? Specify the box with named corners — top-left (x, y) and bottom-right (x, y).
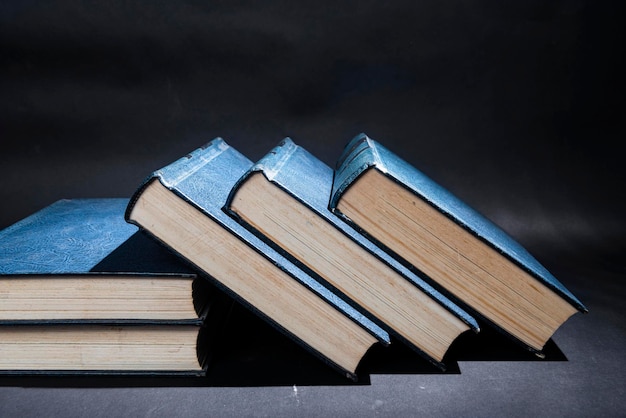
top-left (125, 139), bottom-right (390, 381)
top-left (330, 133), bottom-right (588, 355)
top-left (0, 198), bottom-right (215, 375)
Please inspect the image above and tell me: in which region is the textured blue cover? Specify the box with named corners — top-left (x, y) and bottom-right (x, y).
top-left (125, 139), bottom-right (390, 349)
top-left (0, 198), bottom-right (196, 276)
top-left (226, 138), bottom-right (480, 341)
top-left (1, 199), bottom-right (136, 274)
top-left (0, 198), bottom-right (206, 325)
top-left (331, 133), bottom-right (587, 313)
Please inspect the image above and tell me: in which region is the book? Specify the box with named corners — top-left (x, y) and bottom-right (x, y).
top-left (125, 138), bottom-right (391, 381)
top-left (0, 324), bottom-right (210, 375)
top-left (0, 198), bottom-right (211, 323)
top-left (329, 133), bottom-right (588, 354)
top-left (225, 138), bottom-right (479, 368)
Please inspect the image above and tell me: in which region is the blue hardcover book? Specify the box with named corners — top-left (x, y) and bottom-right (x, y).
top-left (125, 138), bottom-right (390, 381)
top-left (330, 133), bottom-right (588, 354)
top-left (0, 198), bottom-right (210, 324)
top-left (225, 138), bottom-right (479, 369)
top-left (0, 198), bottom-right (215, 375)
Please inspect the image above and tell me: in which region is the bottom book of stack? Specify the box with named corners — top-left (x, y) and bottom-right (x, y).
top-left (0, 324), bottom-right (210, 375)
top-left (0, 198), bottom-right (220, 375)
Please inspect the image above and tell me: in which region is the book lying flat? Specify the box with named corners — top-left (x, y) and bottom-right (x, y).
top-left (0, 198), bottom-right (211, 323)
top-left (329, 133), bottom-right (588, 354)
top-left (0, 198), bottom-right (216, 375)
top-left (225, 138), bottom-right (479, 368)
top-left (0, 324), bottom-right (210, 375)
top-left (125, 138), bottom-right (390, 381)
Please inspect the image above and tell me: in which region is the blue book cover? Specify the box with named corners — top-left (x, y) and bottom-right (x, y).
top-left (1, 198), bottom-right (141, 275)
top-left (225, 138), bottom-right (479, 369)
top-left (0, 198), bottom-right (208, 325)
top-left (330, 133), bottom-right (587, 352)
top-left (125, 138), bottom-right (390, 380)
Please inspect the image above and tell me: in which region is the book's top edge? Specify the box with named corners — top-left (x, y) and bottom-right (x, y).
top-left (224, 138), bottom-right (299, 208)
top-left (126, 139), bottom-right (228, 223)
top-left (254, 137), bottom-right (299, 181)
top-left (333, 134), bottom-right (587, 313)
top-left (330, 133), bottom-right (380, 209)
top-left (155, 138), bottom-right (230, 189)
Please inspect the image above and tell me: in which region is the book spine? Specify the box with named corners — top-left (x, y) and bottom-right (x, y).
top-left (254, 138), bottom-right (299, 182)
top-left (330, 133), bottom-right (383, 211)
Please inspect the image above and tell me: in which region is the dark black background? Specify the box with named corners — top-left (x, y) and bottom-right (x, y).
top-left (1, 1), bottom-right (625, 417)
top-left (2, 1), bottom-right (624, 248)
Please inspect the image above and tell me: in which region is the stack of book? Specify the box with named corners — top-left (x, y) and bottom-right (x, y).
top-left (0, 198), bottom-right (216, 375)
top-left (0, 134), bottom-right (587, 380)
